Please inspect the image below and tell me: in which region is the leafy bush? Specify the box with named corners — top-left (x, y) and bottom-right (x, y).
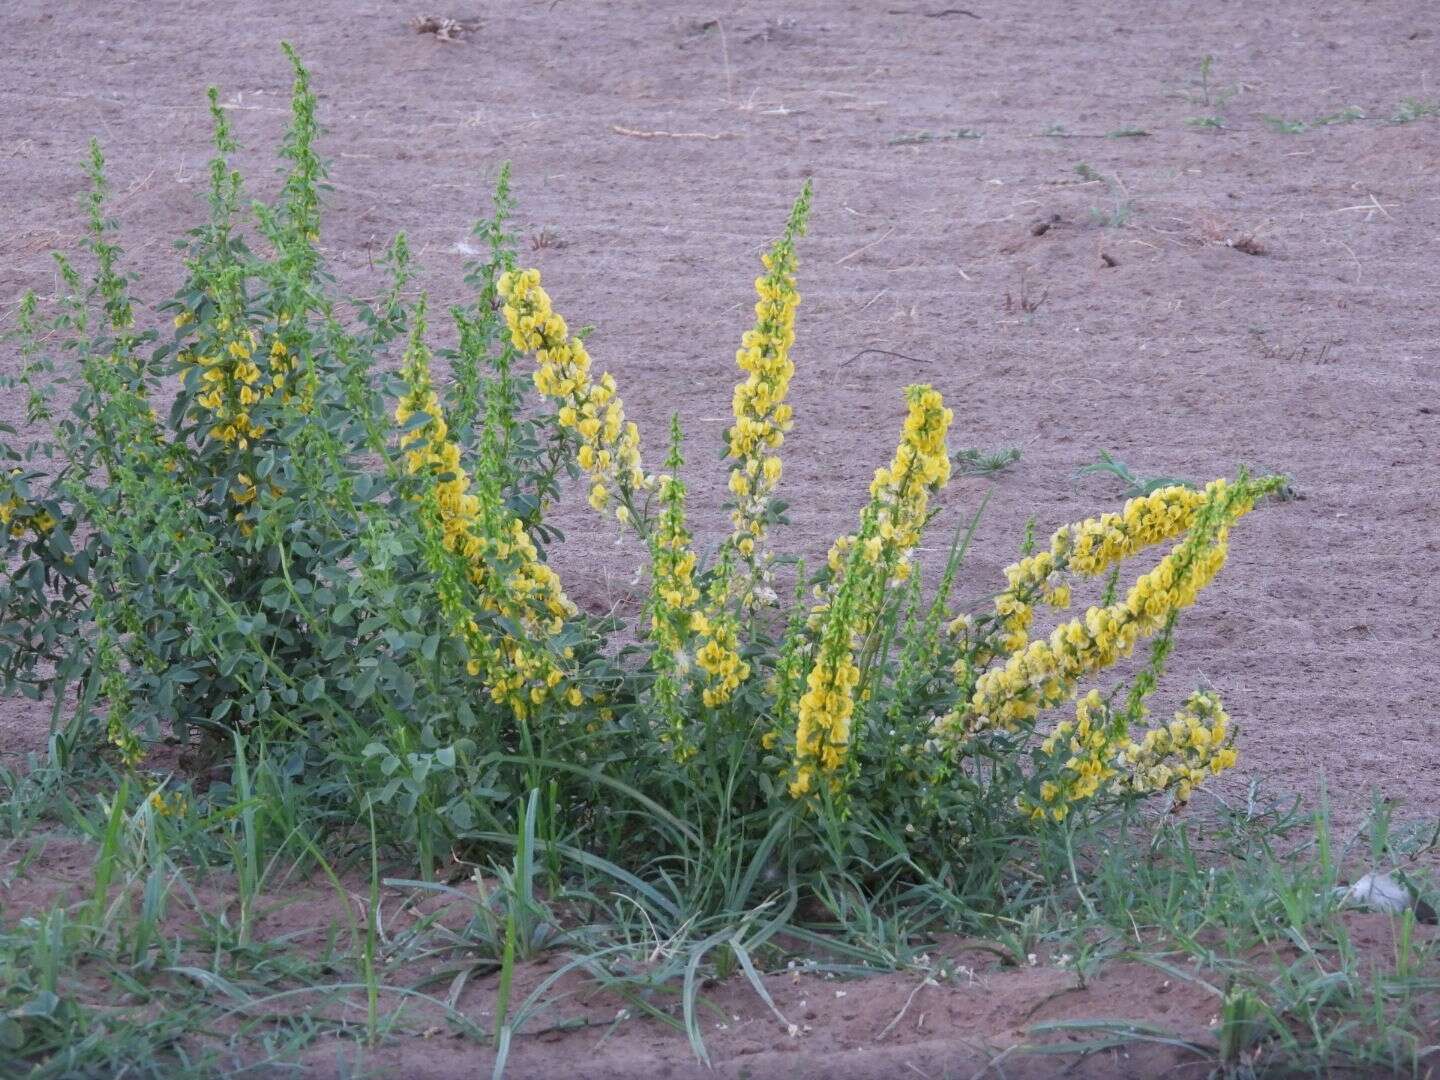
top-left (2, 49), bottom-right (1283, 898)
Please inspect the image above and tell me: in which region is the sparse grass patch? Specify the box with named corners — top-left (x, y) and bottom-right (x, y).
top-left (1390, 97), bottom-right (1439, 123)
top-left (888, 127), bottom-right (982, 145)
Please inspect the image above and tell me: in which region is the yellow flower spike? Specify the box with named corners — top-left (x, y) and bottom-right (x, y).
top-left (499, 268), bottom-right (651, 519)
top-left (1020, 690), bottom-right (1127, 821)
top-left (396, 297), bottom-right (577, 721)
top-left (789, 385), bottom-right (952, 801)
top-left (720, 188), bottom-right (811, 605)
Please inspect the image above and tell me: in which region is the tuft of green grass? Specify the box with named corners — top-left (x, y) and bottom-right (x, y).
top-left (1315, 105), bottom-right (1366, 126)
top-left (953, 447), bottom-right (1020, 477)
top-left (1390, 98), bottom-right (1439, 123)
top-left (888, 128), bottom-right (982, 146)
top-left (1186, 114), bottom-right (1227, 131)
top-left (1264, 115), bottom-right (1309, 134)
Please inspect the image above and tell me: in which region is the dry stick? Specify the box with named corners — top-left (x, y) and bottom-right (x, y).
top-left (1333, 238), bottom-right (1362, 283)
top-left (1330, 194), bottom-right (1396, 219)
top-left (836, 226), bottom-right (895, 265)
top-left (611, 125), bottom-right (733, 140)
top-left (969, 1045), bottom-right (1021, 1080)
top-left (887, 7), bottom-right (981, 16)
top-left (844, 348), bottom-right (934, 366)
top-left (876, 977), bottom-right (937, 1040)
top-left (715, 18), bottom-right (735, 105)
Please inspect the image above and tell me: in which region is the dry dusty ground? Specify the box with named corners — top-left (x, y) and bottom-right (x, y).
top-left (1, 0), bottom-right (1438, 1075)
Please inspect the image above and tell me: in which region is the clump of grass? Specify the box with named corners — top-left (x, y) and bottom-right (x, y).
top-left (953, 446), bottom-right (1020, 476)
top-left (1316, 105), bottom-right (1366, 126)
top-left (1178, 54), bottom-right (1241, 131)
top-left (1073, 166), bottom-right (1133, 228)
top-left (1264, 106), bottom-right (1367, 134)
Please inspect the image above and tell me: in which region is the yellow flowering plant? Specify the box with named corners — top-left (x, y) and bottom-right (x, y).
top-left (0, 52), bottom-right (613, 875)
top-left (1, 51), bottom-right (1291, 895)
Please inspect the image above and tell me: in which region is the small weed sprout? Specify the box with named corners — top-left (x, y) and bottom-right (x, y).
top-left (1075, 451), bottom-right (1193, 498)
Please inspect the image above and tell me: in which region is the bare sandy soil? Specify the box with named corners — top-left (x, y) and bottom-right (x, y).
top-left (1, 0), bottom-right (1437, 1074)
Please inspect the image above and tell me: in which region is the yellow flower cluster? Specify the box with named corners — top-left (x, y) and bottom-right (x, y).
top-left (1023, 688), bottom-right (1238, 821)
top-left (648, 461), bottom-right (701, 752)
top-left (1113, 689), bottom-right (1237, 804)
top-left (0, 495), bottom-right (56, 539)
top-left (147, 788), bottom-right (189, 817)
top-left (790, 635), bottom-right (861, 798)
top-left (985, 486), bottom-right (1209, 657)
top-left (820, 384), bottom-right (953, 601)
top-left (1022, 690), bottom-right (1122, 822)
top-left (497, 269), bottom-right (649, 516)
top-left (181, 319), bottom-right (293, 450)
top-left (396, 320), bottom-right (577, 719)
top-left (694, 585), bottom-right (749, 709)
top-left (792, 386), bottom-right (952, 799)
top-left (990, 550), bottom-right (1071, 654)
top-left (651, 484), bottom-right (749, 713)
top-left (1050, 484), bottom-right (1208, 577)
top-left (725, 227), bottom-right (802, 581)
top-left (942, 525), bottom-right (1231, 741)
top-left (651, 474), bottom-right (701, 621)
top-left (940, 477), bottom-right (1260, 746)
top-left (498, 271), bottom-right (749, 710)
top-left (875, 385), bottom-right (953, 561)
